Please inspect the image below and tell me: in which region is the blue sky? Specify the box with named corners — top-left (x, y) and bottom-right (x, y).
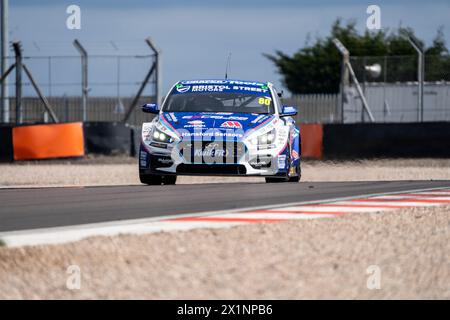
top-left (7, 0), bottom-right (450, 96)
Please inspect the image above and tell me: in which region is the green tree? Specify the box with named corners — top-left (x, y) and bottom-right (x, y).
top-left (425, 26), bottom-right (450, 81)
top-left (265, 19), bottom-right (450, 94)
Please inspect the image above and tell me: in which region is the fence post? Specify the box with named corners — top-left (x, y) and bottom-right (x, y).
top-left (345, 61), bottom-right (375, 122)
top-left (12, 41), bottom-right (22, 124)
top-left (48, 56), bottom-right (52, 97)
top-left (64, 94), bottom-right (69, 122)
top-left (332, 38), bottom-right (349, 123)
top-left (23, 64), bottom-right (59, 123)
top-left (122, 37), bottom-right (159, 124)
top-left (403, 34), bottom-right (424, 122)
top-left (333, 38), bottom-right (374, 123)
top-left (73, 39), bottom-right (88, 122)
top-left (145, 37), bottom-right (160, 105)
top-left (1, 0), bottom-right (9, 123)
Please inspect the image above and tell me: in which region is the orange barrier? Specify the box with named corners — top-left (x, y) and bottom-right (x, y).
top-left (12, 122), bottom-right (85, 160)
top-left (300, 124), bottom-right (323, 159)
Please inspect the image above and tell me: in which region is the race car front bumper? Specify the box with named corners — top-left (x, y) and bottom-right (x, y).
top-left (139, 139), bottom-right (290, 177)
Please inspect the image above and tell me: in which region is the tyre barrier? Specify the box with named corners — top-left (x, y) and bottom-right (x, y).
top-left (1, 122), bottom-right (449, 162)
top-left (12, 122), bottom-right (85, 161)
top-left (301, 122), bottom-right (450, 159)
top-left (83, 122), bottom-right (134, 156)
top-left (0, 122), bottom-right (135, 162)
top-left (0, 125), bottom-right (14, 162)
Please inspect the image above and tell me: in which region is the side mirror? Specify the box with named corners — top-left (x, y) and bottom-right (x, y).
top-left (281, 105), bottom-right (297, 117)
top-left (141, 103), bottom-right (159, 114)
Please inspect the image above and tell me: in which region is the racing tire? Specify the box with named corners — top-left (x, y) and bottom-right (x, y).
top-left (265, 176), bottom-right (289, 183)
top-left (288, 162), bottom-right (301, 183)
top-left (139, 174), bottom-right (177, 185)
top-left (266, 149), bottom-right (300, 183)
top-left (163, 175), bottom-right (177, 185)
top-left (139, 173), bottom-right (163, 185)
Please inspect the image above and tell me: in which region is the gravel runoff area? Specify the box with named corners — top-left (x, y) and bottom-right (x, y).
top-left (1, 158), bottom-right (450, 187)
top-left (1, 157), bottom-right (449, 299)
top-left (0, 205), bottom-right (449, 299)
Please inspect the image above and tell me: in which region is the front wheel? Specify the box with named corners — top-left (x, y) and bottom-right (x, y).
top-left (265, 176), bottom-right (289, 183)
top-left (288, 161), bottom-right (301, 183)
top-left (163, 175), bottom-right (177, 185)
top-left (265, 157), bottom-right (300, 183)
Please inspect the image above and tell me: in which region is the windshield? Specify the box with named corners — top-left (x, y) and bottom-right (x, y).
top-left (163, 90), bottom-right (275, 114)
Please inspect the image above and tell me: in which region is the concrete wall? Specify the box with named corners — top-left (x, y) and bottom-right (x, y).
top-left (344, 82), bottom-right (450, 123)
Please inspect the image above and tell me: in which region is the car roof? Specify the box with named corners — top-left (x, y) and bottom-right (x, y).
top-left (177, 79), bottom-right (270, 87)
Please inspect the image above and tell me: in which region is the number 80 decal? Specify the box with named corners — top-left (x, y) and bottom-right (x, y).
top-left (258, 97), bottom-right (271, 106)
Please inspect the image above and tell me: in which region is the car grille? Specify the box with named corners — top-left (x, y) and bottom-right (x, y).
top-left (178, 140), bottom-right (246, 164)
top-left (176, 164), bottom-right (247, 175)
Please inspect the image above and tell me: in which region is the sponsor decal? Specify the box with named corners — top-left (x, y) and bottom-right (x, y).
top-left (188, 120), bottom-right (204, 126)
top-left (143, 132), bottom-right (152, 142)
top-left (221, 121), bottom-right (242, 129)
top-left (139, 151), bottom-right (148, 167)
top-left (194, 148), bottom-right (228, 157)
top-left (157, 158), bottom-right (173, 164)
top-left (243, 116), bottom-right (274, 138)
top-left (176, 84), bottom-right (191, 93)
top-left (184, 120), bottom-right (205, 128)
top-left (180, 80), bottom-right (266, 86)
top-left (251, 115), bottom-right (267, 123)
top-left (278, 155), bottom-right (286, 169)
top-left (191, 85), bottom-right (230, 92)
top-left (292, 149), bottom-right (299, 159)
top-left (210, 115), bottom-right (247, 121)
top-left (174, 81), bottom-right (269, 94)
top-left (169, 113), bottom-right (178, 122)
top-left (183, 114), bottom-right (248, 121)
top-left (181, 131), bottom-right (243, 138)
top-left (231, 86), bottom-right (269, 93)
top-left (142, 123), bottom-right (152, 134)
top-left (258, 97), bottom-right (272, 106)
top-left (159, 115), bottom-right (181, 137)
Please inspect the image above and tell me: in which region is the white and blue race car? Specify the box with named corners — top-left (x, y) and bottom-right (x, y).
top-left (139, 79), bottom-right (301, 185)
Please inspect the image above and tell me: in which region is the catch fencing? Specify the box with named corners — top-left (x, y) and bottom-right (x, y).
top-left (343, 82), bottom-right (450, 123)
top-left (4, 95), bottom-right (155, 126)
top-left (283, 94), bottom-right (340, 124)
top-left (0, 39), bottom-right (160, 126)
top-left (350, 55), bottom-right (450, 83)
top-left (2, 49), bottom-right (450, 125)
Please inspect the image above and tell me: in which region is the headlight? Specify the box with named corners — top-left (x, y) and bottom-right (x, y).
top-left (250, 129), bottom-right (276, 148)
top-left (152, 128), bottom-right (173, 143)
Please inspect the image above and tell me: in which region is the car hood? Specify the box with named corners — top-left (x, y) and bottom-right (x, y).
top-left (158, 112), bottom-right (274, 136)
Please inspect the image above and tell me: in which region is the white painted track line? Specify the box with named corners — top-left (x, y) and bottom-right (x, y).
top-left (333, 201), bottom-right (438, 207)
top-left (1, 221), bottom-right (243, 247)
top-left (272, 205), bottom-right (387, 213)
top-left (371, 195), bottom-right (450, 200)
top-left (205, 213), bottom-right (335, 220)
top-left (1, 186), bottom-right (449, 248)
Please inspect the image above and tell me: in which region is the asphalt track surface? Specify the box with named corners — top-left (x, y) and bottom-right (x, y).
top-left (1, 180), bottom-right (450, 232)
